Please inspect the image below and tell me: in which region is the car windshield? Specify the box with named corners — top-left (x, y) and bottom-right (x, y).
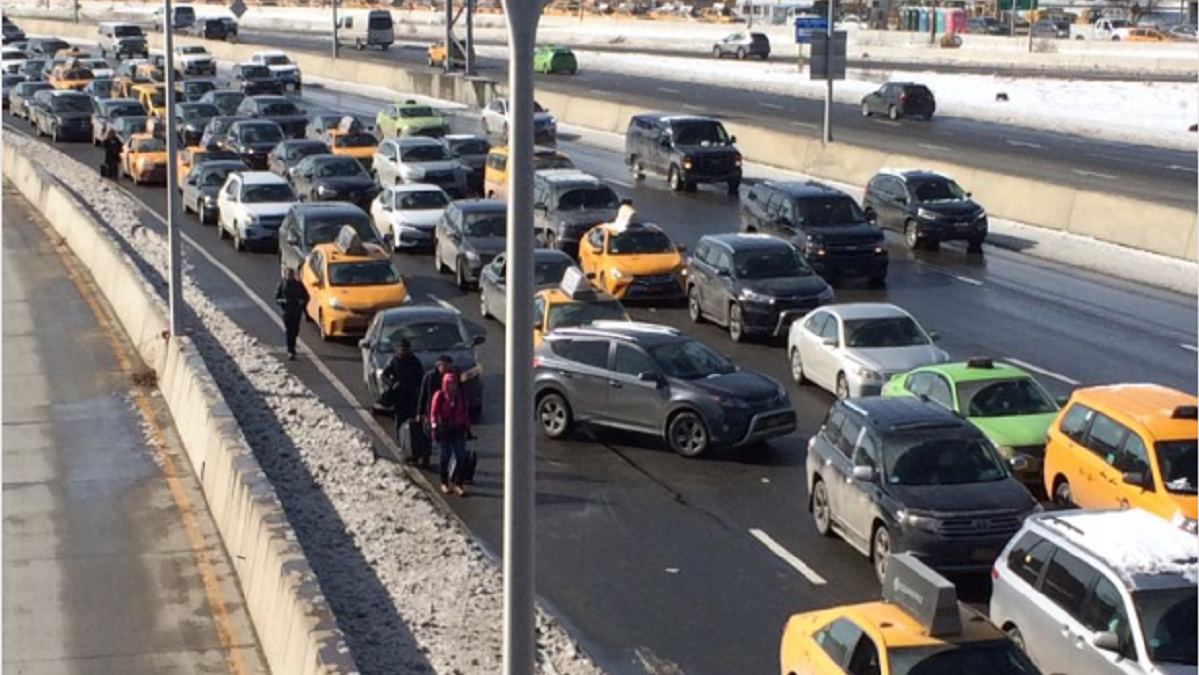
top-left (957, 377), bottom-right (1057, 418)
top-left (91, 80), bottom-right (116, 95)
top-left (671, 120), bottom-right (732, 146)
top-left (316, 158), bottom-right (365, 178)
top-left (242, 125), bottom-right (282, 143)
top-left (243, 66), bottom-right (271, 79)
top-left (402, 144), bottom-right (451, 161)
top-left (399, 105), bottom-right (436, 119)
top-left (51, 96), bottom-right (91, 113)
top-left (1156, 440), bottom-right (1197, 494)
top-left (397, 190), bottom-right (448, 210)
top-left (305, 217), bottom-right (377, 246)
top-left (1133, 587), bottom-right (1197, 665)
top-left (534, 155), bottom-right (573, 170)
top-left (58, 68), bottom-right (92, 80)
top-left (179, 104), bottom-right (218, 120)
top-left (794, 196), bottom-right (867, 226)
top-left (260, 54), bottom-right (290, 65)
top-left (328, 261), bottom-right (399, 286)
top-left (546, 300), bottom-right (628, 331)
top-left (202, 167), bottom-right (236, 186)
top-left (288, 143), bottom-right (327, 160)
top-left (911, 178), bottom-right (968, 203)
top-left (463, 212), bottom-right (507, 238)
top-left (133, 137), bottom-right (166, 153)
top-left (114, 26), bottom-right (142, 37)
top-left (558, 187), bottom-right (619, 211)
top-left (883, 432), bottom-right (1009, 485)
top-left (381, 319), bottom-right (470, 353)
top-left (889, 639), bottom-right (1041, 675)
top-left (260, 102), bottom-right (299, 116)
top-left (534, 259), bottom-right (573, 286)
top-left (608, 228), bottom-right (674, 255)
top-left (179, 45), bottom-right (206, 54)
top-left (116, 117), bottom-right (148, 134)
top-left (844, 316), bottom-right (929, 348)
top-left (334, 133), bottom-right (376, 148)
top-left (449, 139), bottom-right (489, 156)
top-left (734, 248), bottom-right (809, 279)
top-left (647, 338), bottom-right (735, 380)
top-left (242, 183), bottom-right (294, 202)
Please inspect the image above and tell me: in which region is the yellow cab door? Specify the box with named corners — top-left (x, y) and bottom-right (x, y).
top-left (1071, 411), bottom-right (1132, 509)
top-left (301, 250), bottom-right (325, 322)
top-left (577, 228), bottom-right (605, 287)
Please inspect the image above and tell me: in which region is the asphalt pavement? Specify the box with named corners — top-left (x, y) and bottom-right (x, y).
top-left (233, 28), bottom-right (1199, 209)
top-left (6, 79), bottom-right (1195, 674)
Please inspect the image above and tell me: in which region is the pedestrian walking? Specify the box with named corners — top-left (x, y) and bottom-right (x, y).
top-left (274, 267), bottom-right (309, 360)
top-left (430, 372), bottom-right (472, 496)
top-left (417, 354), bottom-right (455, 423)
top-left (381, 338), bottom-right (425, 439)
top-left (102, 133), bottom-right (122, 181)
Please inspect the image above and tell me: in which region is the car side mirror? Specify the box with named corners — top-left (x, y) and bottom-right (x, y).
top-left (637, 371), bottom-right (664, 387)
top-left (660, 138), bottom-right (671, 148)
top-left (1009, 456), bottom-right (1029, 472)
top-left (1122, 470), bottom-right (1153, 490)
top-left (852, 465), bottom-right (877, 482)
top-left (1092, 632), bottom-right (1121, 654)
top-left (472, 335), bottom-right (486, 346)
top-left (676, 244), bottom-right (687, 253)
top-left (822, 337), bottom-right (837, 347)
top-left (1055, 395), bottom-right (1070, 407)
top-left (358, 338), bottom-right (372, 349)
top-left (729, 135), bottom-right (737, 144)
top-left (928, 331), bottom-right (941, 342)
top-left (534, 202), bottom-right (546, 211)
top-left (899, 196), bottom-right (909, 205)
top-left (715, 268), bottom-right (730, 277)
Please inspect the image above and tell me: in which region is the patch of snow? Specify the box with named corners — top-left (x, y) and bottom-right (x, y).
top-left (1050, 509), bottom-right (1199, 586)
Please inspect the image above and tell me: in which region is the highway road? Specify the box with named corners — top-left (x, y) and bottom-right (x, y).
top-left (6, 79), bottom-right (1195, 675)
top-left (231, 27), bottom-right (1199, 209)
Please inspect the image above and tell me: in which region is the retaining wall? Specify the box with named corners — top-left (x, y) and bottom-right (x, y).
top-left (3, 141), bottom-right (358, 675)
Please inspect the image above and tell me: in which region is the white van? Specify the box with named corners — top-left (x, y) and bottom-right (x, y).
top-left (97, 22), bottom-right (148, 59)
top-left (154, 5), bottom-right (196, 31)
top-left (337, 10), bottom-right (394, 51)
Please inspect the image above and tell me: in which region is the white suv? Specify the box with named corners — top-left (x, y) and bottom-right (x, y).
top-left (990, 508), bottom-right (1197, 675)
top-left (372, 137), bottom-right (468, 197)
top-left (216, 171), bottom-right (298, 252)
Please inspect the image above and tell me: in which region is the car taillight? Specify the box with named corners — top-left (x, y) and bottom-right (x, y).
top-left (991, 566), bottom-right (1000, 581)
top-left (899, 93), bottom-right (908, 104)
top-left (532, 355), bottom-right (542, 368)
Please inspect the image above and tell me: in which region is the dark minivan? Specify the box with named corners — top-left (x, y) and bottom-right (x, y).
top-left (626, 113), bottom-right (742, 195)
top-left (741, 180), bottom-right (888, 284)
top-left (860, 82), bottom-right (936, 121)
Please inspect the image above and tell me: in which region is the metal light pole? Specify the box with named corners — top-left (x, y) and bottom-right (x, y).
top-left (332, 0), bottom-right (339, 59)
top-left (823, 0), bottom-right (833, 145)
top-left (465, 0), bottom-right (475, 76)
top-left (500, 0), bottom-right (539, 671)
top-left (163, 0), bottom-right (183, 336)
top-left (444, 0), bottom-right (454, 73)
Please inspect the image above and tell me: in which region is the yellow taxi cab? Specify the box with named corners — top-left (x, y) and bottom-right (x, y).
top-left (427, 39), bottom-right (466, 68)
top-left (532, 266), bottom-right (630, 347)
top-left (780, 553), bottom-right (1040, 675)
top-left (483, 144), bottom-right (573, 200)
top-left (1124, 27), bottom-right (1171, 41)
top-left (325, 128), bottom-right (379, 173)
top-left (577, 213), bottom-right (686, 302)
top-left (1043, 384), bottom-right (1197, 527)
top-left (177, 146), bottom-right (242, 189)
top-left (48, 60), bottom-right (94, 90)
top-left (134, 62), bottom-right (165, 83)
top-left (131, 83), bottom-right (167, 117)
top-left (121, 131), bottom-right (168, 185)
top-left (302, 226), bottom-right (410, 340)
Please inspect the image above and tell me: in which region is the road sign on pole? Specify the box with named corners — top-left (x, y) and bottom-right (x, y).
top-left (794, 14), bottom-right (828, 43)
top-left (229, 0), bottom-right (247, 18)
top-left (809, 31), bottom-right (847, 80)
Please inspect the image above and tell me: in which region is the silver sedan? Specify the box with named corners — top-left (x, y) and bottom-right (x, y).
top-left (786, 303), bottom-right (949, 398)
top-left (479, 248), bottom-right (576, 323)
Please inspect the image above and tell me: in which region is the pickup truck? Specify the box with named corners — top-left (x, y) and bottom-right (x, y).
top-left (1070, 17), bottom-right (1133, 40)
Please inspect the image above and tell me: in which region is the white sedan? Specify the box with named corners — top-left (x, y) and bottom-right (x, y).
top-left (369, 183), bottom-right (450, 251)
top-left (786, 302), bottom-right (949, 398)
top-left (216, 171), bottom-right (297, 252)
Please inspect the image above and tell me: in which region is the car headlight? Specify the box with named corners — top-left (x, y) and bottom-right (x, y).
top-left (681, 155), bottom-right (693, 170)
top-left (902, 511), bottom-right (941, 533)
top-left (328, 297), bottom-right (345, 309)
top-left (609, 268), bottom-right (624, 280)
top-left (317, 184), bottom-right (337, 196)
top-left (804, 237), bottom-right (826, 257)
top-left (817, 286), bottom-right (835, 303)
top-left (203, 194), bottom-right (216, 205)
top-left (246, 213), bottom-right (262, 225)
top-left (734, 153), bottom-right (743, 167)
top-left (975, 209), bottom-right (987, 221)
top-left (740, 288), bottom-right (775, 304)
top-left (1172, 510), bottom-right (1198, 534)
top-left (851, 364), bottom-right (884, 381)
top-left (465, 250), bottom-right (481, 265)
top-left (917, 207), bottom-right (941, 221)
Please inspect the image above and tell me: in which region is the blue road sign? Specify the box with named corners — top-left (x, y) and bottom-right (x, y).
top-left (794, 14), bottom-right (829, 44)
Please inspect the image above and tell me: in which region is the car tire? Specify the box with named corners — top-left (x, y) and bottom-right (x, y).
top-left (835, 372), bottom-right (850, 399)
top-left (667, 410), bottom-right (710, 458)
top-left (629, 156), bottom-right (645, 181)
top-left (668, 165), bottom-right (685, 192)
top-left (789, 348), bottom-right (806, 385)
top-left (479, 288), bottom-right (491, 319)
top-left (863, 208), bottom-right (878, 226)
top-left (728, 302), bottom-right (745, 343)
top-left (871, 524), bottom-right (891, 584)
top-left (712, 46), bottom-right (722, 58)
top-left (861, 101), bottom-right (871, 117)
top-left (456, 259), bottom-right (469, 290)
top-left (811, 479), bottom-right (833, 536)
top-left (1053, 477), bottom-right (1074, 508)
top-left (433, 241), bottom-right (447, 273)
top-left (967, 237), bottom-right (985, 254)
top-left (726, 178), bottom-right (740, 196)
top-left (736, 47), bottom-right (747, 60)
top-left (904, 220), bottom-right (921, 250)
top-left (687, 286), bottom-right (704, 324)
top-left (1005, 626), bottom-right (1026, 653)
top-left (887, 105), bottom-right (899, 121)
top-left (233, 227), bottom-right (245, 252)
top-left (318, 309), bottom-right (331, 341)
top-left (218, 221), bottom-right (229, 240)
top-left (536, 392), bottom-right (573, 438)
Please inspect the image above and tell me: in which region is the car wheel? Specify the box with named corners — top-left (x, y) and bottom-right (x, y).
top-left (887, 105), bottom-right (899, 121)
top-left (871, 524), bottom-right (891, 584)
top-left (687, 286), bottom-right (704, 324)
top-left (433, 241), bottom-right (447, 273)
top-left (668, 411), bottom-right (710, 458)
top-left (726, 178), bottom-right (740, 196)
top-left (629, 156), bottom-right (645, 181)
top-left (537, 392), bottom-right (573, 438)
top-left (728, 302), bottom-right (745, 342)
top-left (318, 309), bottom-right (331, 341)
top-left (182, 199), bottom-right (192, 215)
top-left (967, 237), bottom-right (985, 254)
top-left (1005, 626), bottom-right (1026, 653)
top-left (479, 288), bottom-right (491, 319)
top-left (904, 220), bottom-right (921, 250)
top-left (233, 227), bottom-right (245, 252)
top-left (789, 348), bottom-right (806, 384)
top-left (835, 372), bottom-right (850, 399)
top-left (863, 208), bottom-right (878, 226)
top-left (668, 165), bottom-right (685, 192)
top-left (811, 479), bottom-right (833, 536)
top-left (218, 220), bottom-right (229, 239)
top-left (1053, 478), bottom-right (1074, 508)
top-left (456, 259), bottom-right (469, 290)
top-left (736, 47), bottom-right (747, 59)
top-left (861, 101), bottom-right (871, 117)
top-left (712, 46), bottom-right (722, 58)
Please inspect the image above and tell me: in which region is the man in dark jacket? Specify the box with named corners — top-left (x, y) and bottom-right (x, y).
top-left (417, 354), bottom-right (455, 423)
top-left (381, 338), bottom-right (425, 434)
top-left (274, 267), bottom-right (309, 360)
top-left (103, 133), bottom-right (123, 180)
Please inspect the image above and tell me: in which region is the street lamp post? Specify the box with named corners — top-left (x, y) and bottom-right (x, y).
top-left (163, 0), bottom-right (183, 336)
top-left (332, 0), bottom-right (339, 59)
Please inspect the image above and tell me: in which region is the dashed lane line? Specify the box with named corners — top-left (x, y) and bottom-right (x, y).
top-left (748, 528), bottom-right (827, 585)
top-left (918, 142), bottom-right (951, 152)
top-left (759, 102), bottom-right (784, 110)
top-left (1181, 344), bottom-right (1198, 353)
top-left (1073, 169), bottom-right (1118, 180)
top-left (657, 87), bottom-right (681, 94)
top-left (954, 275), bottom-right (983, 286)
top-left (1167, 165), bottom-right (1198, 173)
top-left (1006, 140), bottom-right (1042, 149)
top-left (1005, 358), bottom-right (1081, 386)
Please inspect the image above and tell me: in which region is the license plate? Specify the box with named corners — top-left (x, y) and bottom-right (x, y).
top-left (972, 547), bottom-right (997, 562)
top-left (957, 222), bottom-right (974, 231)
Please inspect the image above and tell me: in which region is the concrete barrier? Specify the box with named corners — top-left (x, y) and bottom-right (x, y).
top-left (2, 142), bottom-right (359, 675)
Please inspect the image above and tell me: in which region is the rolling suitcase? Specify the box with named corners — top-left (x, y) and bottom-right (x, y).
top-left (399, 419), bottom-right (430, 465)
top-left (453, 441), bottom-right (478, 484)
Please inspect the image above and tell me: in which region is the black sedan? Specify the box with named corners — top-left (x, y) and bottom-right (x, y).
top-left (268, 139), bottom-right (330, 177)
top-left (175, 101), bottom-right (220, 146)
top-left (860, 82), bottom-right (936, 121)
top-left (290, 154), bottom-right (379, 209)
top-left (181, 159), bottom-right (249, 225)
top-left (224, 119), bottom-right (284, 169)
top-left (359, 305), bottom-right (486, 415)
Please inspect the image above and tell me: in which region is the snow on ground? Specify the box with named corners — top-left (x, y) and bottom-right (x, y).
top-left (3, 132), bottom-right (606, 675)
top-left (477, 45), bottom-right (1198, 150)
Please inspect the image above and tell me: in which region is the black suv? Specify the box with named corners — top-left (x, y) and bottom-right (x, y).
top-left (277, 202), bottom-right (381, 274)
top-left (230, 63), bottom-right (282, 96)
top-left (533, 169), bottom-right (621, 257)
top-left (534, 322), bottom-right (796, 457)
top-left (860, 82), bottom-right (936, 121)
top-left (626, 113), bottom-right (742, 195)
top-left (863, 169), bottom-right (988, 252)
top-left (741, 180), bottom-right (888, 284)
top-left (806, 397), bottom-right (1038, 582)
top-left (224, 119), bottom-right (284, 170)
top-left (686, 234), bottom-right (833, 342)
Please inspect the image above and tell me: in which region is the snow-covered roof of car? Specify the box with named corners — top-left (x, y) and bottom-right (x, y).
top-left (388, 183), bottom-right (447, 194)
top-left (253, 50), bottom-right (287, 57)
top-left (239, 171), bottom-right (288, 185)
top-left (1032, 509), bottom-right (1198, 588)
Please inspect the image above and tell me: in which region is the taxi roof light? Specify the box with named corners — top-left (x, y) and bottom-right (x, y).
top-left (881, 553), bottom-right (962, 638)
top-left (337, 114), bottom-right (362, 134)
top-left (1172, 405), bottom-right (1197, 419)
top-left (965, 357), bottom-right (994, 369)
top-left (335, 224), bottom-right (367, 256)
top-left (559, 266), bottom-right (597, 300)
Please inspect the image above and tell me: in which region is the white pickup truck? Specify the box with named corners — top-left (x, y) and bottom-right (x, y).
top-left (1070, 18), bottom-right (1134, 40)
top-left (249, 51), bottom-right (302, 92)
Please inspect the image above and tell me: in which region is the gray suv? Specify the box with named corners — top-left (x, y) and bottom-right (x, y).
top-left (533, 322), bottom-right (796, 457)
top-left (533, 169), bottom-right (621, 257)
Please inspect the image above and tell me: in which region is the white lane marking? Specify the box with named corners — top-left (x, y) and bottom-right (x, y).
top-left (588, 88), bottom-right (607, 95)
top-left (1073, 169), bottom-right (1118, 180)
top-left (657, 87), bottom-right (680, 94)
top-left (748, 528), bottom-right (827, 585)
top-left (427, 293), bottom-right (458, 312)
top-left (872, 120), bottom-right (901, 127)
top-left (683, 104), bottom-right (705, 112)
top-left (1167, 165), bottom-right (1198, 173)
top-left (759, 102), bottom-right (784, 110)
top-left (1181, 343), bottom-right (1198, 353)
top-left (1005, 358), bottom-right (1081, 386)
top-left (918, 143), bottom-right (951, 152)
top-left (1006, 140), bottom-right (1042, 149)
top-left (608, 179), bottom-right (634, 189)
top-left (790, 121), bottom-right (818, 129)
top-left (955, 275), bottom-right (983, 286)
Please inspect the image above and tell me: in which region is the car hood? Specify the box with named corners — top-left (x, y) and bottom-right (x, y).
top-left (54, 112), bottom-right (91, 123)
top-left (315, 176), bottom-right (375, 191)
top-left (371, 346), bottom-right (478, 373)
top-left (686, 370), bottom-right (783, 405)
top-left (611, 252), bottom-right (682, 275)
top-left (240, 202), bottom-right (293, 218)
top-left (464, 236), bottom-right (507, 257)
top-left (799, 222), bottom-right (884, 246)
top-left (888, 478), bottom-right (1036, 515)
top-left (970, 413), bottom-right (1057, 448)
top-left (533, 112), bottom-right (555, 125)
top-left (403, 159), bottom-right (461, 174)
top-left (395, 208), bottom-right (443, 228)
top-left (918, 201), bottom-right (985, 219)
top-left (178, 54), bottom-right (212, 63)
top-left (266, 64), bottom-right (299, 74)
top-left (739, 274), bottom-right (829, 298)
top-left (847, 345), bottom-right (946, 375)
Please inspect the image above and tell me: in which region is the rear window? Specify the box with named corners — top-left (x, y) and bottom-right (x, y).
top-left (113, 25), bottom-right (143, 37)
top-left (304, 214), bottom-right (377, 246)
top-left (368, 14), bottom-right (393, 29)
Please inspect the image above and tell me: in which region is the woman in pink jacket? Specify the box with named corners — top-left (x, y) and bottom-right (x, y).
top-left (430, 372), bottom-right (471, 496)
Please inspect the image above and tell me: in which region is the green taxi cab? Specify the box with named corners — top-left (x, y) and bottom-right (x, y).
top-left (375, 99), bottom-right (449, 139)
top-left (533, 45), bottom-right (577, 74)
